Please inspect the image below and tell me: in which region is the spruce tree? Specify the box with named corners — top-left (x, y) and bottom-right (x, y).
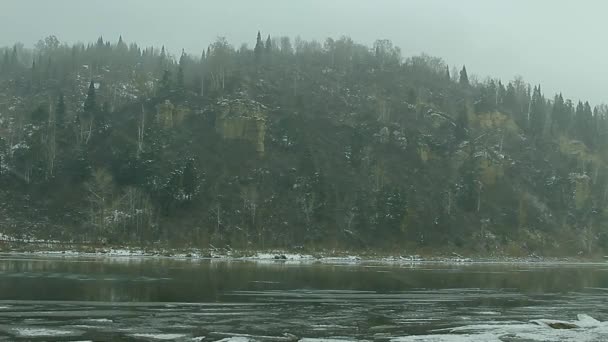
top-left (551, 93), bottom-right (566, 134)
top-left (529, 85), bottom-right (546, 140)
top-left (254, 31), bottom-right (264, 60)
top-left (177, 50), bottom-right (186, 90)
top-left (265, 35), bottom-right (272, 52)
top-left (459, 65), bottom-right (469, 86)
top-left (84, 81), bottom-right (97, 115)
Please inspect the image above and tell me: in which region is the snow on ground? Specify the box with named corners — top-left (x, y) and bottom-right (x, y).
top-left (247, 252), bottom-right (315, 261)
top-left (0, 233), bottom-right (60, 244)
top-left (392, 314), bottom-right (608, 342)
top-left (1, 231), bottom-right (598, 264)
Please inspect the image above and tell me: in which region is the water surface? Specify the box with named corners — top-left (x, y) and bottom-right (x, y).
top-left (1, 255), bottom-right (608, 341)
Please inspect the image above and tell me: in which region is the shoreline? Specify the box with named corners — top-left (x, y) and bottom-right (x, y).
top-left (0, 244), bottom-right (605, 265)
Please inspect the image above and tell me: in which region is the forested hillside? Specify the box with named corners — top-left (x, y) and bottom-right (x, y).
top-left (1, 34), bottom-right (608, 256)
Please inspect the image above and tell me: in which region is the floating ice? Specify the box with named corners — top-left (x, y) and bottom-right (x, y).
top-left (393, 314), bottom-right (608, 342)
top-left (130, 333), bottom-right (188, 340)
top-left (12, 327), bottom-right (80, 337)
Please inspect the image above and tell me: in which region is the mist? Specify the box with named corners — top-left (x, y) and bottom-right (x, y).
top-left (2, 0), bottom-right (606, 103)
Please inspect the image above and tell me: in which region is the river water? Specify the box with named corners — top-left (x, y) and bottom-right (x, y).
top-left (1, 255), bottom-right (608, 341)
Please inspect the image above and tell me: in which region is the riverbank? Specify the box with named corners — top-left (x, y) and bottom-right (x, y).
top-left (2, 232), bottom-right (605, 264)
top-left (0, 241), bottom-right (603, 265)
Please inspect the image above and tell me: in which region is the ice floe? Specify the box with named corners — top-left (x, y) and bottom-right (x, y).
top-left (392, 314), bottom-right (608, 342)
top-left (11, 327), bottom-right (81, 337)
top-left (130, 333), bottom-right (189, 340)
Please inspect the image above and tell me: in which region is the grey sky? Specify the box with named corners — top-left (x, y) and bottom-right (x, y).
top-left (1, 0), bottom-right (606, 104)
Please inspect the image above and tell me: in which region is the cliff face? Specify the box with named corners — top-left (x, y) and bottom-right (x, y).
top-left (214, 97), bottom-right (267, 154)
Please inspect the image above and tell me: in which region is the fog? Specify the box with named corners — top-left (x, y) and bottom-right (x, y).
top-left (1, 0), bottom-right (606, 104)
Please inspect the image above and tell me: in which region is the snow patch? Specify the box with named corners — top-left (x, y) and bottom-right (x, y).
top-left (247, 252), bottom-right (314, 261)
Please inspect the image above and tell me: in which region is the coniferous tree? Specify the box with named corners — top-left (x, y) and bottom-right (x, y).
top-left (177, 50), bottom-right (186, 90)
top-left (459, 65), bottom-right (469, 86)
top-left (84, 81), bottom-right (97, 114)
top-left (504, 82), bottom-right (517, 112)
top-left (551, 93), bottom-right (567, 135)
top-left (582, 101), bottom-right (594, 148)
top-left (254, 31), bottom-right (264, 61)
top-left (265, 35), bottom-right (272, 53)
top-left (529, 85), bottom-right (546, 140)
top-left (574, 101), bottom-right (585, 139)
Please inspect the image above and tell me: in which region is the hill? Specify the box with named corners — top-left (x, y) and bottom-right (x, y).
top-left (1, 34), bottom-right (607, 257)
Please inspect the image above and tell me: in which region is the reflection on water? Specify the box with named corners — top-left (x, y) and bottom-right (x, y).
top-left (1, 255), bottom-right (608, 340)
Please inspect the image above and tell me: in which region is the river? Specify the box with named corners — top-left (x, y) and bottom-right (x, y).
top-left (1, 255), bottom-right (608, 341)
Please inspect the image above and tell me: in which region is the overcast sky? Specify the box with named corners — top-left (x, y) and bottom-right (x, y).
top-left (1, 0), bottom-right (606, 104)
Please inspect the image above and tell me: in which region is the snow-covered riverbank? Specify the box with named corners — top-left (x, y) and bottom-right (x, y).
top-left (1, 232), bottom-right (602, 264)
top-left (0, 245), bottom-right (600, 265)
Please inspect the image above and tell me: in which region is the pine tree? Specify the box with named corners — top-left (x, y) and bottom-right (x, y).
top-left (575, 100), bottom-right (585, 131)
top-left (551, 93), bottom-right (566, 134)
top-left (459, 65), bottom-right (469, 86)
top-left (529, 85), bottom-right (546, 139)
top-left (583, 101), bottom-right (594, 148)
top-left (265, 35), bottom-right (272, 53)
top-left (159, 45), bottom-right (166, 69)
top-left (177, 50), bottom-right (186, 90)
top-left (84, 81), bottom-right (97, 115)
top-left (445, 65), bottom-right (450, 81)
top-left (117, 35), bottom-right (128, 52)
top-left (254, 31), bottom-right (264, 61)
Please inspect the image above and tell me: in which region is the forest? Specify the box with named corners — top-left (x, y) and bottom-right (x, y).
top-left (1, 33), bottom-right (607, 256)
